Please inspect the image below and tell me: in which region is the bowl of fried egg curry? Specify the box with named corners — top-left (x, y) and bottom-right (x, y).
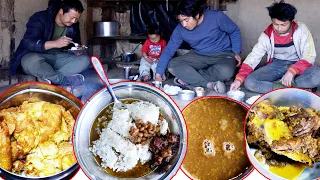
top-left (246, 88), bottom-right (320, 180)
top-left (0, 82), bottom-right (81, 179)
top-left (181, 97), bottom-right (252, 180)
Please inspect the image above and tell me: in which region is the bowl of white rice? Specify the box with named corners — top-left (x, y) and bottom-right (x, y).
top-left (73, 82), bottom-right (187, 180)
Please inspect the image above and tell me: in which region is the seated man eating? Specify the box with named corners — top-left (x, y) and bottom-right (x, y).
top-left (10, 0), bottom-right (90, 87)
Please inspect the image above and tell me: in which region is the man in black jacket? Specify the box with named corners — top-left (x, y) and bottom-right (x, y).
top-left (10, 0), bottom-right (89, 86)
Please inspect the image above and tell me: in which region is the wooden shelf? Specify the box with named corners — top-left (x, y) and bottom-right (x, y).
top-left (89, 0), bottom-right (179, 7)
top-left (93, 35), bottom-right (147, 40)
top-left (89, 36), bottom-right (146, 45)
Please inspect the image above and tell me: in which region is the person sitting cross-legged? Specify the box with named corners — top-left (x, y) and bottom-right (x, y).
top-left (230, 2), bottom-right (320, 93)
top-left (10, 0), bottom-right (90, 89)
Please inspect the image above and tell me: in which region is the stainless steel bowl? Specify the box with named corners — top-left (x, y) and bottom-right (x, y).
top-left (74, 82), bottom-right (187, 180)
top-left (0, 82), bottom-right (81, 180)
top-left (246, 88), bottom-right (320, 180)
top-left (193, 87), bottom-right (207, 97)
top-left (227, 90), bottom-right (245, 102)
top-left (178, 90), bottom-right (195, 101)
top-left (94, 21), bottom-right (119, 37)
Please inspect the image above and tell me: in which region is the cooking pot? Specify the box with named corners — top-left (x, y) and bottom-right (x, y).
top-left (112, 52), bottom-right (135, 62)
top-left (73, 82), bottom-right (187, 180)
top-left (0, 82), bottom-right (81, 180)
top-left (122, 52), bottom-right (135, 62)
top-left (94, 21), bottom-right (119, 37)
top-left (113, 52), bottom-right (135, 62)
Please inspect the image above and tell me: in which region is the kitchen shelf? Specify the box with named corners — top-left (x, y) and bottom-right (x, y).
top-left (90, 36), bottom-right (147, 45)
top-left (89, 0), bottom-right (179, 7)
top-left (93, 36), bottom-right (147, 40)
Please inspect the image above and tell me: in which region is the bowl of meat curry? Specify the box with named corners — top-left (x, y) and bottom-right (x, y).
top-left (181, 97), bottom-right (252, 180)
top-left (0, 82), bottom-right (81, 179)
top-left (246, 88), bottom-right (320, 180)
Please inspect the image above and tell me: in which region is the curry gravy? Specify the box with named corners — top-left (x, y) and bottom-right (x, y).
top-left (182, 98), bottom-right (250, 180)
top-left (90, 99), bottom-right (153, 178)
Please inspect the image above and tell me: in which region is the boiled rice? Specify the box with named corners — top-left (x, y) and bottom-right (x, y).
top-left (137, 144), bottom-right (152, 165)
top-left (107, 108), bottom-right (132, 137)
top-left (90, 100), bottom-right (165, 172)
top-left (90, 128), bottom-right (139, 172)
top-left (159, 119), bottom-right (169, 135)
top-left (126, 101), bottom-right (159, 124)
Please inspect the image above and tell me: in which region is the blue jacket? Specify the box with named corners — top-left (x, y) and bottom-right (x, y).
top-left (10, 7), bottom-right (81, 75)
top-left (156, 10), bottom-right (242, 76)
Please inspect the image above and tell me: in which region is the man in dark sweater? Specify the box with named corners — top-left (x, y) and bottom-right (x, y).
top-left (10, 0), bottom-right (89, 87)
top-left (155, 0), bottom-right (242, 93)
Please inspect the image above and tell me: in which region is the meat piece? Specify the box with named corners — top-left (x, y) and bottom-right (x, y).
top-left (251, 99), bottom-right (285, 120)
top-left (161, 148), bottom-right (172, 158)
top-left (0, 120), bottom-right (12, 171)
top-left (271, 135), bottom-right (318, 166)
top-left (272, 138), bottom-right (302, 151)
top-left (150, 134), bottom-right (180, 172)
top-left (168, 134), bottom-right (179, 143)
top-left (286, 108), bottom-right (320, 136)
top-left (246, 123), bottom-right (268, 147)
top-left (154, 155), bottom-right (163, 166)
top-left (149, 136), bottom-right (168, 153)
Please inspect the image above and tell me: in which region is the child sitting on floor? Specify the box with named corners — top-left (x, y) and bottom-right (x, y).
top-left (139, 25), bottom-right (167, 81)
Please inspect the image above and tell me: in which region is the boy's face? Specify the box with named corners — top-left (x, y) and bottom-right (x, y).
top-left (148, 34), bottom-right (160, 43)
top-left (178, 14), bottom-right (199, 30)
top-left (272, 18), bottom-right (292, 35)
top-left (58, 9), bottom-right (81, 27)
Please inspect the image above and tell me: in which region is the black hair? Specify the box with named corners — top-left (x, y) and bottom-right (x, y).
top-left (147, 24), bottom-right (162, 36)
top-left (176, 0), bottom-right (207, 18)
top-left (61, 0), bottom-right (84, 14)
top-left (267, 1), bottom-right (297, 21)
top-left (49, 0), bottom-right (84, 14)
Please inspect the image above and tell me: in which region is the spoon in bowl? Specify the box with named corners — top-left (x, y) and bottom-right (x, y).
top-left (91, 57), bottom-right (126, 109)
top-left (71, 41), bottom-right (80, 47)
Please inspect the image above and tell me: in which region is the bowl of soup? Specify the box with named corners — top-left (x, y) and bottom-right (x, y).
top-left (181, 97), bottom-right (252, 180)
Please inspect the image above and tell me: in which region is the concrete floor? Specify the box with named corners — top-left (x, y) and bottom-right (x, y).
top-left (1, 65), bottom-right (319, 109)
top-left (83, 64), bottom-right (261, 109)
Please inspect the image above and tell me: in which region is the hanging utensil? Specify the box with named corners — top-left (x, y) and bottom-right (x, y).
top-left (131, 42), bottom-right (141, 54)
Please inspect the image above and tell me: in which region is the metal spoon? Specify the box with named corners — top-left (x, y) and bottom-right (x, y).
top-left (71, 41), bottom-right (80, 47)
top-left (91, 57), bottom-right (126, 109)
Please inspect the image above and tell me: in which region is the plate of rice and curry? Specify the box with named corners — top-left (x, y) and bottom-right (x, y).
top-left (246, 88), bottom-right (320, 180)
top-left (73, 82), bottom-right (187, 180)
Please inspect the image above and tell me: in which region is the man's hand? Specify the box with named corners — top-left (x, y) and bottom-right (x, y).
top-left (230, 80), bottom-right (241, 91)
top-left (281, 71), bottom-right (295, 87)
top-left (54, 36), bottom-right (72, 48)
top-left (155, 73), bottom-right (163, 81)
top-left (235, 54), bottom-right (242, 67)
